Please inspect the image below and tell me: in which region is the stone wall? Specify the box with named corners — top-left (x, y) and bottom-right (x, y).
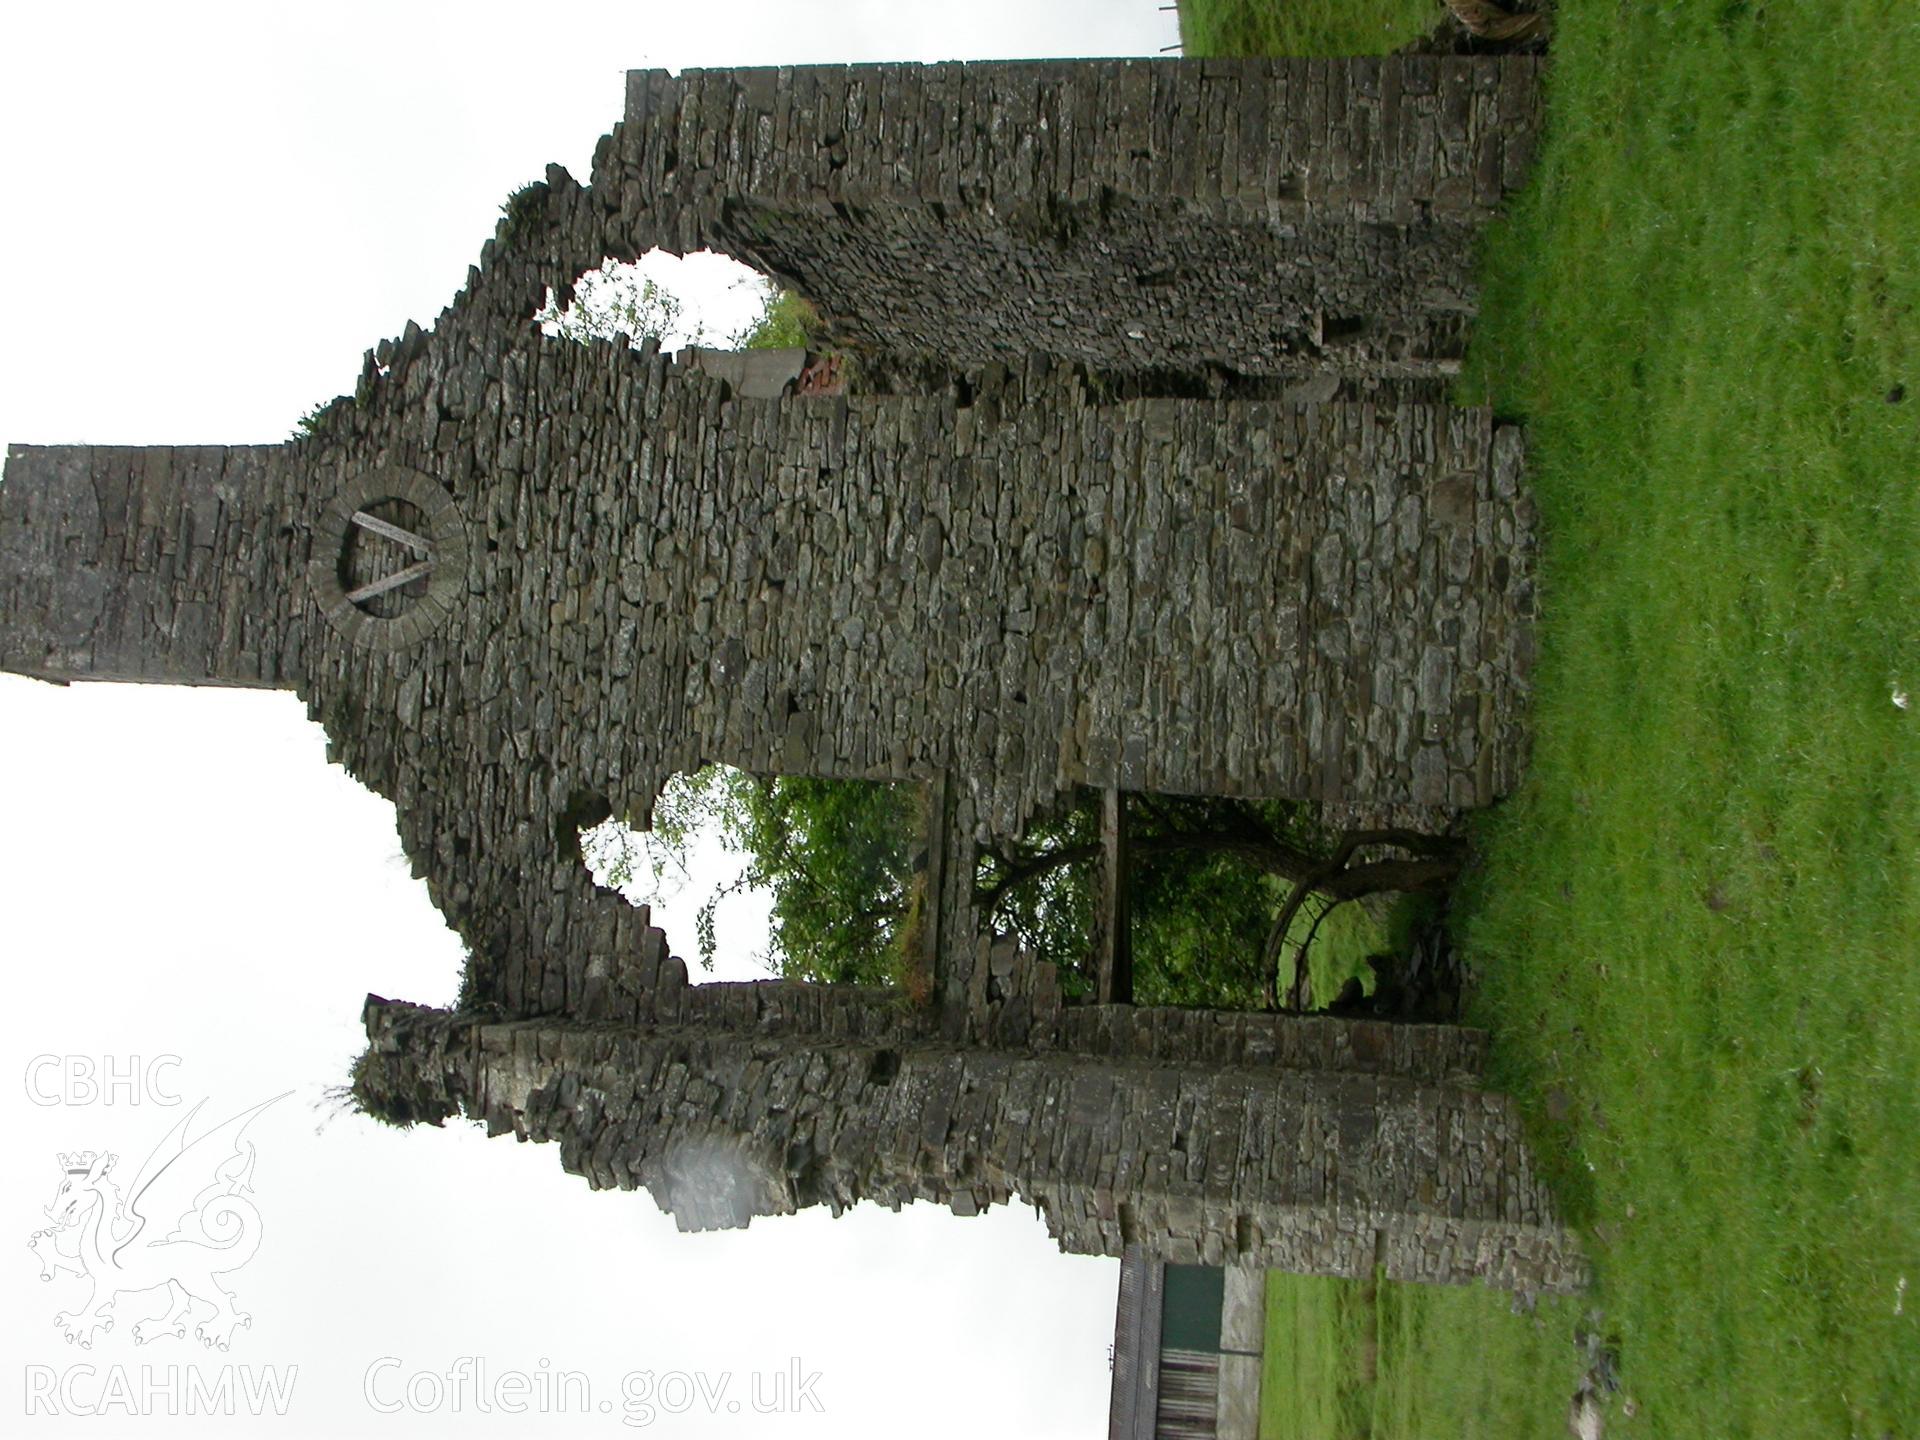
top-left (605, 58), bottom-right (1543, 387)
top-left (363, 997), bottom-right (1583, 1292)
top-left (0, 325), bottom-right (1537, 1030)
top-left (0, 444), bottom-right (304, 687)
top-left (0, 56), bottom-right (1573, 1291)
top-left (279, 330), bottom-right (1532, 1020)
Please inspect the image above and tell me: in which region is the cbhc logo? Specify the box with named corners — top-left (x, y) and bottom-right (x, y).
top-left (24, 1055), bottom-right (183, 1106)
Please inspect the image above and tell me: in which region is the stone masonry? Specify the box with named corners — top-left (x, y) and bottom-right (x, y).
top-left (360, 993), bottom-right (1572, 1289)
top-left (612, 58), bottom-right (1541, 388)
top-left (0, 57), bottom-right (1578, 1290)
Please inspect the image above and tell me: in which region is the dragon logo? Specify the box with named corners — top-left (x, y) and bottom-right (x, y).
top-left (27, 1094), bottom-right (285, 1351)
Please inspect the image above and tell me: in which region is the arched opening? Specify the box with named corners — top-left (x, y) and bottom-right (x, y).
top-left (537, 250), bottom-right (791, 353)
top-left (971, 788), bottom-right (1458, 1014)
top-left (578, 765), bottom-right (928, 991)
top-left (539, 250), bottom-right (850, 399)
top-left (579, 766), bottom-right (1460, 1017)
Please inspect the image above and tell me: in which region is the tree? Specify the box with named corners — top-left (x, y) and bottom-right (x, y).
top-left (735, 286), bottom-right (820, 350)
top-left (537, 265), bottom-right (705, 348)
top-left (536, 257), bottom-right (818, 353)
top-left (581, 766), bottom-right (1460, 1010)
top-left (968, 792), bottom-right (1460, 1008)
top-left (686, 768), bottom-right (920, 987)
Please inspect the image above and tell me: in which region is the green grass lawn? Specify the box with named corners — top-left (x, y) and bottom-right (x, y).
top-left (1262, 1272), bottom-right (1588, 1440)
top-left (1261, 1273), bottom-right (1376, 1440)
top-left (1184, 2), bottom-right (1920, 1437)
top-left (1178, 0), bottom-right (1435, 58)
top-left (1289, 890), bottom-right (1422, 1008)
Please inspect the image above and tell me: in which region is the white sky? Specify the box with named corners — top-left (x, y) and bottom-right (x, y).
top-left (0, 3), bottom-right (1183, 1434)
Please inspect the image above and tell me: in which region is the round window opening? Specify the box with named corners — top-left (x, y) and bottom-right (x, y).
top-left (338, 497), bottom-right (435, 618)
top-left (308, 467), bottom-right (470, 651)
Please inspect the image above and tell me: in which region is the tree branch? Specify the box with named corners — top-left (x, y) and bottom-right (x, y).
top-left (975, 825), bottom-right (1336, 911)
top-left (1265, 833), bottom-right (1463, 1010)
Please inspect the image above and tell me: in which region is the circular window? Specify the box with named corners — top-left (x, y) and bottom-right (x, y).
top-left (337, 497), bottom-right (434, 618)
top-left (307, 468), bottom-right (470, 650)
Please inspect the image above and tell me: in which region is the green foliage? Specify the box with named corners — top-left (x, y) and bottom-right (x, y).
top-left (342, 1047), bottom-right (457, 1131)
top-left (290, 400), bottom-right (334, 441)
top-left (579, 767), bottom-right (713, 902)
top-left (1132, 797), bottom-right (1363, 1007)
top-left (498, 181), bottom-right (549, 247)
top-left (582, 767), bottom-right (920, 985)
top-left (973, 799), bottom-right (1099, 991)
top-left (583, 770), bottom-right (1398, 1004)
top-left (733, 284), bottom-right (819, 350)
top-left (711, 772), bottom-right (920, 986)
top-left (1129, 853), bottom-right (1272, 1007)
top-left (992, 792), bottom-right (1400, 1008)
top-left (1261, 1268), bottom-right (1588, 1440)
top-left (1177, 0), bottom-right (1436, 57)
top-left (536, 261), bottom-right (819, 363)
top-left (529, 240), bottom-right (822, 373)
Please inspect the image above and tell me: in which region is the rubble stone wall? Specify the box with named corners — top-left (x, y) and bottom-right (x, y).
top-left (604, 58), bottom-right (1543, 386)
top-left (0, 444), bottom-right (305, 687)
top-left (0, 56), bottom-right (1574, 1290)
top-left (364, 998), bottom-right (1585, 1292)
top-left (280, 332), bottom-right (1532, 1021)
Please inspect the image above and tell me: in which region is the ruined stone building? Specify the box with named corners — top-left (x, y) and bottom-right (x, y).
top-left (0, 56), bottom-right (1580, 1292)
